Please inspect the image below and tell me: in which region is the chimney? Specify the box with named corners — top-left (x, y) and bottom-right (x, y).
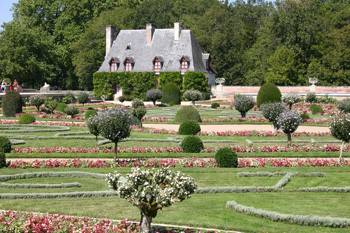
top-left (146, 23), bottom-right (156, 44)
top-left (174, 22), bottom-right (183, 41)
top-left (106, 25), bottom-right (116, 57)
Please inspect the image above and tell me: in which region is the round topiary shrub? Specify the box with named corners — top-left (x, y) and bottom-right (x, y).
top-left (0, 150), bottom-right (8, 169)
top-left (180, 135), bottom-right (204, 153)
top-left (161, 82), bottom-right (181, 106)
top-left (211, 103), bottom-right (220, 108)
top-left (118, 96), bottom-right (125, 103)
top-left (300, 113), bottom-right (310, 120)
top-left (132, 98), bottom-right (145, 108)
top-left (64, 106), bottom-right (80, 120)
top-left (2, 91), bottom-right (22, 117)
top-left (174, 106), bottom-right (202, 122)
top-left (311, 105), bottom-right (323, 115)
top-left (306, 92), bottom-right (317, 103)
top-left (183, 90), bottom-right (202, 105)
top-left (85, 109), bottom-right (97, 120)
top-left (233, 95), bottom-right (255, 118)
top-left (28, 95), bottom-right (45, 111)
top-left (77, 93), bottom-right (90, 105)
top-left (55, 103), bottom-right (68, 113)
top-left (0, 136), bottom-right (12, 153)
top-left (146, 89), bottom-right (163, 105)
top-left (215, 147), bottom-right (238, 168)
top-left (337, 99), bottom-right (350, 113)
top-left (256, 82), bottom-right (281, 107)
top-left (179, 120), bottom-right (201, 135)
top-left (18, 113), bottom-right (36, 124)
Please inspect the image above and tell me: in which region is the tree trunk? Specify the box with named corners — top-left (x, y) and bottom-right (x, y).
top-left (241, 111), bottom-right (246, 118)
top-left (140, 212), bottom-right (152, 233)
top-left (289, 104), bottom-right (292, 110)
top-left (287, 133), bottom-right (292, 147)
top-left (340, 141), bottom-right (344, 163)
top-left (95, 135), bottom-right (98, 148)
top-left (192, 100), bottom-right (195, 106)
top-left (114, 142), bottom-right (118, 163)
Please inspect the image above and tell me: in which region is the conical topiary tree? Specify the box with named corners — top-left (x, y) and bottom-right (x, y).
top-left (2, 91), bottom-right (22, 117)
top-left (257, 82), bottom-right (281, 107)
top-left (161, 82), bottom-right (181, 106)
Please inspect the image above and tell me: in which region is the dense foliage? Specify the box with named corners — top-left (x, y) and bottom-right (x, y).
top-left (0, 136), bottom-right (12, 153)
top-left (233, 95), bottom-right (255, 118)
top-left (77, 93), bottom-right (90, 105)
top-left (1, 0), bottom-right (350, 89)
top-left (260, 103), bottom-right (287, 130)
top-left (55, 103), bottom-right (68, 113)
top-left (282, 93), bottom-right (301, 110)
top-left (64, 106), bottom-right (80, 119)
top-left (161, 82), bottom-right (181, 106)
top-left (215, 147), bottom-right (238, 168)
top-left (131, 98), bottom-right (144, 108)
top-left (306, 92), bottom-right (317, 103)
top-left (146, 89), bottom-right (163, 105)
top-left (183, 90), bottom-right (202, 105)
top-left (178, 120), bottom-right (201, 135)
top-left (0, 150), bottom-right (7, 169)
top-left (183, 72), bottom-right (209, 93)
top-left (277, 110), bottom-right (302, 146)
top-left (132, 107), bottom-right (147, 128)
top-left (329, 113), bottom-right (350, 144)
top-left (174, 106), bottom-right (202, 122)
top-left (29, 95), bottom-right (45, 111)
top-left (44, 97), bottom-right (58, 113)
top-left (85, 109), bottom-right (97, 120)
top-left (18, 113), bottom-right (36, 124)
top-left (337, 99), bottom-right (350, 113)
top-left (211, 103), bottom-right (220, 108)
top-left (257, 82), bottom-right (281, 107)
top-left (2, 91), bottom-right (22, 117)
top-left (106, 168), bottom-right (196, 232)
top-left (180, 135), bottom-right (204, 153)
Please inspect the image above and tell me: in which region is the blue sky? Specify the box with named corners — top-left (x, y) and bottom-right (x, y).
top-left (0, 0), bottom-right (18, 29)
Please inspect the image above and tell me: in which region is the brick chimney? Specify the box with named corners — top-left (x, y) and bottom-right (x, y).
top-left (146, 23), bottom-right (156, 44)
top-left (106, 25), bottom-right (116, 57)
top-left (174, 22), bottom-right (183, 41)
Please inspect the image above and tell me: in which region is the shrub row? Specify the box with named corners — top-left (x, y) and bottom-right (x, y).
top-left (226, 200), bottom-right (350, 228)
top-left (297, 187), bottom-right (350, 193)
top-left (0, 191), bottom-right (117, 199)
top-left (0, 182), bottom-right (82, 189)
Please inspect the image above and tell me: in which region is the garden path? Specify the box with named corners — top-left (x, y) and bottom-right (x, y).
top-left (144, 124), bottom-right (330, 133)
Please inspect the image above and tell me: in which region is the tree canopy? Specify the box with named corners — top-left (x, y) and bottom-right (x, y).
top-left (1, 0), bottom-right (350, 90)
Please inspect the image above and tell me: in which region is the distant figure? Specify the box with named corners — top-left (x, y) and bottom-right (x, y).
top-left (1, 80), bottom-right (6, 92)
top-left (13, 79), bottom-right (18, 91)
top-left (9, 82), bottom-right (13, 91)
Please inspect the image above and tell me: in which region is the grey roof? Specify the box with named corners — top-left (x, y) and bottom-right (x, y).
top-left (98, 28), bottom-right (214, 73)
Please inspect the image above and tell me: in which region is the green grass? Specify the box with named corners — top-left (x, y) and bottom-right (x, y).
top-left (1, 167), bottom-right (350, 232)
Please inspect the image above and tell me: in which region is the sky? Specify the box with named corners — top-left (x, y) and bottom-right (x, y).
top-left (0, 0), bottom-right (18, 29)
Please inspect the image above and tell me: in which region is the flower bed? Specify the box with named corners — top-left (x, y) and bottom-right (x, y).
top-left (0, 210), bottom-right (138, 232)
top-left (12, 144), bottom-right (350, 154)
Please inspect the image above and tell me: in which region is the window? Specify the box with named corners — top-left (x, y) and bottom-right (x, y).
top-left (154, 58), bottom-right (161, 71)
top-left (181, 57), bottom-right (188, 70)
top-left (110, 60), bottom-right (117, 72)
top-left (125, 59), bottom-right (132, 72)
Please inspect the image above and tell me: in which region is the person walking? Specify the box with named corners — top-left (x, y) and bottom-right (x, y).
top-left (9, 82), bottom-right (13, 91)
top-left (1, 80), bottom-right (6, 93)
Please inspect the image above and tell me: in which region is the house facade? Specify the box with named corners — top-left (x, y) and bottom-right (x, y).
top-left (97, 22), bottom-right (215, 97)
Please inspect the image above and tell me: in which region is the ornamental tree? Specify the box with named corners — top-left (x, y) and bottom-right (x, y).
top-left (337, 99), bottom-right (350, 113)
top-left (29, 95), bottom-right (45, 111)
top-left (64, 106), bottom-right (79, 123)
top-left (277, 110), bottom-right (302, 146)
top-left (77, 93), bottom-right (90, 106)
top-left (132, 107), bottom-right (147, 128)
top-left (87, 114), bottom-right (99, 147)
top-left (328, 112), bottom-right (350, 161)
top-left (98, 107), bottom-right (132, 162)
top-left (282, 93), bottom-right (300, 110)
top-left (260, 103), bottom-right (287, 132)
top-left (233, 95), bottom-right (255, 118)
top-left (44, 97), bottom-right (58, 114)
top-left (183, 90), bottom-right (202, 105)
top-left (146, 89), bottom-right (163, 105)
top-left (106, 168), bottom-right (197, 233)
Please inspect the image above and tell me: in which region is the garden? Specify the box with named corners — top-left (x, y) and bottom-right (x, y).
top-left (1, 86), bottom-right (350, 233)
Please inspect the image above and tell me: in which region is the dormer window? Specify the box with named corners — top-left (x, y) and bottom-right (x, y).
top-left (125, 59), bottom-right (132, 72)
top-left (126, 43), bottom-right (131, 50)
top-left (181, 57), bottom-right (188, 71)
top-left (110, 60), bottom-right (118, 72)
top-left (154, 58), bottom-right (161, 71)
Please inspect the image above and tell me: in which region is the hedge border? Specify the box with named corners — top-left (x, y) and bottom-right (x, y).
top-left (0, 124), bottom-right (70, 133)
top-left (0, 182), bottom-right (82, 189)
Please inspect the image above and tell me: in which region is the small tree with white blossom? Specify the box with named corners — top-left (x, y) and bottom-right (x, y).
top-left (260, 103), bottom-right (287, 132)
top-left (328, 112), bottom-right (350, 162)
top-left (106, 168), bottom-right (197, 233)
top-left (282, 93), bottom-right (300, 110)
top-left (277, 110), bottom-right (302, 146)
top-left (183, 90), bottom-right (202, 105)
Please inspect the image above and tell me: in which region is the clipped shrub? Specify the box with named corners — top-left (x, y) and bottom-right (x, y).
top-left (0, 150), bottom-right (8, 169)
top-left (77, 93), bottom-right (90, 105)
top-left (64, 106), bottom-right (80, 120)
top-left (18, 113), bottom-right (36, 124)
top-left (2, 91), bottom-right (22, 117)
top-left (256, 82), bottom-right (281, 107)
top-left (161, 82), bottom-right (181, 106)
top-left (201, 92), bottom-right (211, 100)
top-left (337, 99), bottom-right (350, 113)
top-left (174, 106), bottom-right (201, 122)
top-left (179, 120), bottom-right (201, 135)
top-left (55, 103), bottom-right (68, 112)
top-left (0, 136), bottom-right (12, 153)
top-left (282, 93), bottom-right (300, 110)
top-left (211, 103), bottom-right (220, 108)
top-left (132, 107), bottom-right (147, 128)
top-left (311, 105), bottom-right (323, 115)
top-left (118, 96), bottom-right (125, 103)
top-left (215, 147), bottom-right (238, 168)
top-left (305, 92), bottom-right (317, 103)
top-left (277, 110), bottom-right (302, 146)
top-left (234, 95), bottom-right (255, 118)
top-left (146, 89), bottom-right (163, 105)
top-left (100, 105), bottom-right (107, 109)
top-left (132, 98), bottom-right (145, 108)
top-left (183, 90), bottom-right (202, 105)
top-left (28, 95), bottom-right (45, 111)
top-left (260, 103), bottom-right (287, 130)
top-left (180, 135), bottom-right (204, 153)
top-left (44, 97), bottom-right (58, 113)
top-left (317, 95), bottom-right (338, 104)
top-left (300, 113), bottom-right (310, 120)
top-left (85, 109), bottom-right (97, 120)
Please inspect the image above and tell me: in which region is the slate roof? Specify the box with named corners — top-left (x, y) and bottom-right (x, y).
top-left (97, 28), bottom-right (214, 73)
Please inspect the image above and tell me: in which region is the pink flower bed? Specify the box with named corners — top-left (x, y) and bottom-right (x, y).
top-left (7, 157), bottom-right (350, 169)
top-left (12, 144), bottom-right (350, 154)
top-left (0, 210), bottom-right (138, 232)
